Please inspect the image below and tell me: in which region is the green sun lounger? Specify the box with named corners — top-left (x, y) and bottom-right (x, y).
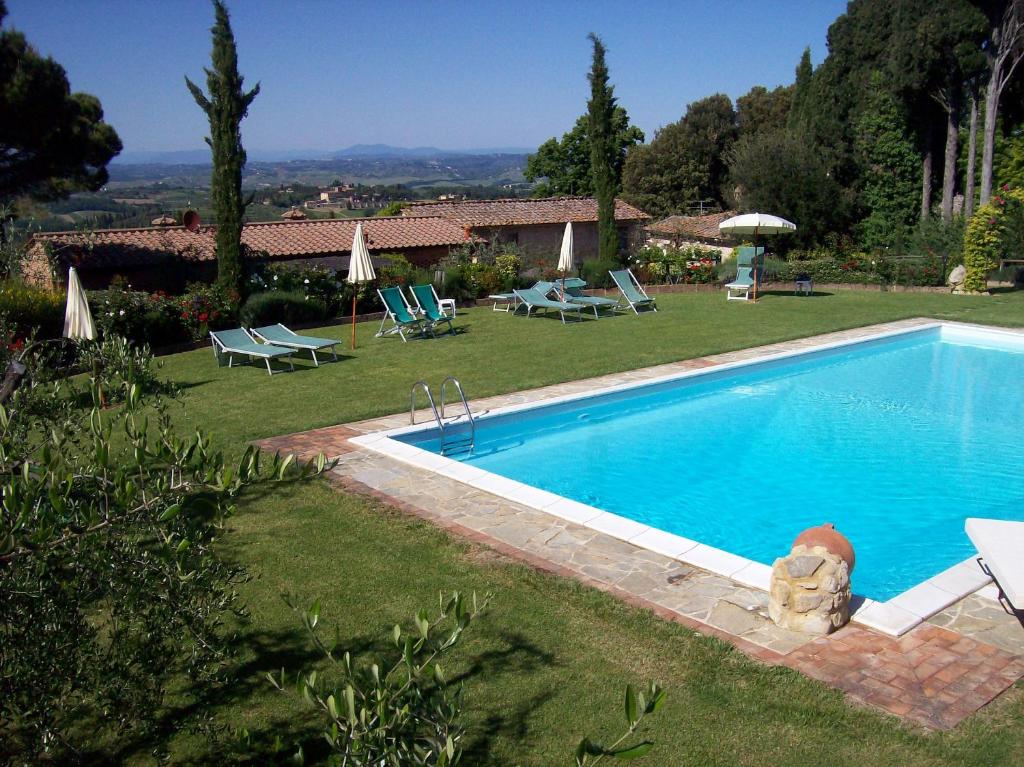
top-left (410, 284), bottom-right (455, 335)
top-left (513, 287), bottom-right (593, 323)
top-left (251, 323), bottom-right (340, 366)
top-left (726, 246), bottom-right (764, 301)
top-left (376, 286), bottom-right (428, 341)
top-left (210, 328), bottom-right (294, 375)
top-left (609, 269), bottom-right (657, 313)
top-left (559, 277), bottom-right (620, 315)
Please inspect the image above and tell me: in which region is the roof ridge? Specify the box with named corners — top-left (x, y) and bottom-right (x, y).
top-left (30, 214), bottom-right (459, 240)
top-left (408, 195), bottom-right (592, 207)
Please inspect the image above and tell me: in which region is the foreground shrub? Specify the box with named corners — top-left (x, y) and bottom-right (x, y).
top-left (75, 334), bottom-right (169, 403)
top-left (267, 592), bottom-right (490, 766)
top-left (263, 594), bottom-right (665, 766)
top-left (0, 348), bottom-right (330, 758)
top-left (240, 289), bottom-right (327, 327)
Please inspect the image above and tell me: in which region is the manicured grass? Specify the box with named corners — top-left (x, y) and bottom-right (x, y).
top-left (156, 291), bottom-right (1024, 764)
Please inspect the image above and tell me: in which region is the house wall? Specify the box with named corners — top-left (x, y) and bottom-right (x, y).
top-left (473, 221), bottom-right (644, 263)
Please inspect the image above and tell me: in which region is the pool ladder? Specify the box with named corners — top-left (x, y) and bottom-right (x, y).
top-left (410, 376), bottom-right (475, 456)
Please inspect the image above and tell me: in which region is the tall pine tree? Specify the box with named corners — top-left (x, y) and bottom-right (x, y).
top-left (186, 0), bottom-right (259, 302)
top-left (586, 33), bottom-right (620, 261)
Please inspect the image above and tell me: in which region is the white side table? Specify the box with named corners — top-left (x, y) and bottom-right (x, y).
top-left (795, 279), bottom-right (813, 296)
top-left (438, 298), bottom-right (457, 317)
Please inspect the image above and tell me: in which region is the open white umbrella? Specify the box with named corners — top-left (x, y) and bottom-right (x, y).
top-left (718, 213), bottom-right (796, 301)
top-left (62, 267), bottom-right (95, 340)
top-left (557, 222), bottom-right (574, 299)
top-left (346, 222), bottom-right (376, 349)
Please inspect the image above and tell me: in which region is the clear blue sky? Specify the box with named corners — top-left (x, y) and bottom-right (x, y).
top-left (6, 0), bottom-right (848, 154)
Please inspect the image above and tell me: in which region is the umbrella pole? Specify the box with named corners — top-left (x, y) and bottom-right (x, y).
top-left (753, 228), bottom-right (760, 302)
top-left (350, 294), bottom-right (357, 350)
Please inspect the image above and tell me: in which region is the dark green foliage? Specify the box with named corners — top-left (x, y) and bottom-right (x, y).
top-left (581, 257), bottom-right (619, 288)
top-left (787, 48), bottom-right (815, 134)
top-left (266, 592), bottom-right (490, 766)
top-left (239, 289), bottom-right (327, 327)
top-left (0, 341), bottom-right (329, 758)
top-left (727, 127), bottom-right (847, 247)
top-left (0, 2), bottom-right (121, 203)
top-left (853, 73), bottom-right (921, 250)
top-left (186, 0), bottom-right (259, 303)
top-left (621, 95), bottom-right (737, 217)
top-left (587, 34), bottom-right (621, 261)
top-left (736, 84), bottom-right (793, 141)
top-left (525, 108), bottom-right (643, 197)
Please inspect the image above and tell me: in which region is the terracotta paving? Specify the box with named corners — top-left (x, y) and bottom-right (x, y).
top-left (257, 424), bottom-right (362, 464)
top-left (253, 319), bottom-right (1024, 730)
top-left (781, 623), bottom-right (1024, 729)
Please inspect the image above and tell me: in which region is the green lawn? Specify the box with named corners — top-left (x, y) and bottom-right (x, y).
top-left (156, 290), bottom-right (1024, 765)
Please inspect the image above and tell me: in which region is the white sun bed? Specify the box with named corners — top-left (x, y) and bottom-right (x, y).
top-left (966, 517), bottom-right (1024, 612)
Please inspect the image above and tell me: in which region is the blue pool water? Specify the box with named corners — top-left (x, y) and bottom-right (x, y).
top-left (399, 327), bottom-right (1024, 601)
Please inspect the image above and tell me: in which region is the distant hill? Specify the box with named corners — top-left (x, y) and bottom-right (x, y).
top-left (106, 152), bottom-right (530, 189)
top-left (114, 144), bottom-right (535, 165)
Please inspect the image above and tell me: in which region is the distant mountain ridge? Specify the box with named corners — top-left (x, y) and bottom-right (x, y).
top-left (114, 144), bottom-right (534, 165)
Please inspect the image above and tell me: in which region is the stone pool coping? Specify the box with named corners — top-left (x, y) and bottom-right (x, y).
top-left (348, 318), bottom-right (1018, 637)
top-left (255, 317), bottom-right (1024, 729)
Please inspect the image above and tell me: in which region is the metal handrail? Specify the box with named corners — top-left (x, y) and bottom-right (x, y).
top-left (440, 376), bottom-right (475, 454)
top-left (410, 380), bottom-right (442, 431)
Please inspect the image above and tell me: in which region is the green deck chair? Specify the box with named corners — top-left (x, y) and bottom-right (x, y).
top-left (609, 269), bottom-right (657, 314)
top-left (726, 246), bottom-right (764, 301)
top-left (410, 284), bottom-right (455, 335)
top-left (376, 286), bottom-right (428, 341)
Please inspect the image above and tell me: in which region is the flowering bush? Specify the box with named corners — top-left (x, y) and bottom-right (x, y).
top-left (961, 185), bottom-right (1024, 292)
top-left (494, 253), bottom-right (522, 286)
top-left (176, 283), bottom-right (236, 341)
top-left (631, 245), bottom-right (721, 284)
top-left (251, 262), bottom-right (343, 313)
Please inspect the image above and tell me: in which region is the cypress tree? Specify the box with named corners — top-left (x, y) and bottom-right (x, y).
top-left (587, 33), bottom-right (620, 261)
top-left (787, 48), bottom-right (814, 133)
top-left (186, 0), bottom-right (259, 302)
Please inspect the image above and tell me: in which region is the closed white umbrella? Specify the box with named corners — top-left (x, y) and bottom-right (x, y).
top-left (62, 267), bottom-right (95, 340)
top-left (557, 222), bottom-right (574, 299)
top-left (346, 222), bottom-right (376, 349)
top-left (718, 213), bottom-right (796, 301)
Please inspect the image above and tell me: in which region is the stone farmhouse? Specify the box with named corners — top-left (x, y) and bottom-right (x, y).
top-left (25, 196), bottom-right (650, 290)
top-left (403, 196), bottom-right (649, 259)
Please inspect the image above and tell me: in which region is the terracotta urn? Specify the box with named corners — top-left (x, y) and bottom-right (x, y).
top-left (792, 523), bottom-right (855, 574)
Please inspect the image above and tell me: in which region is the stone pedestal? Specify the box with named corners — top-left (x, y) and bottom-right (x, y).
top-left (769, 544), bottom-right (851, 635)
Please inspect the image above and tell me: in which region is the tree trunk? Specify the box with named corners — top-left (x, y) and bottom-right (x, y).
top-left (965, 92), bottom-right (979, 219)
top-left (920, 131), bottom-right (933, 222)
top-left (980, 79), bottom-right (1000, 206)
top-left (940, 89), bottom-right (960, 224)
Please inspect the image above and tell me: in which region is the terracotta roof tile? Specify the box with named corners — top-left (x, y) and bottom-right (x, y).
top-left (403, 196), bottom-right (650, 226)
top-left (28, 216), bottom-right (469, 270)
top-left (647, 211), bottom-right (737, 242)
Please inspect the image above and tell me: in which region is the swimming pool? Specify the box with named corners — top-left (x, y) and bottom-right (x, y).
top-left (354, 322), bottom-right (1022, 634)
